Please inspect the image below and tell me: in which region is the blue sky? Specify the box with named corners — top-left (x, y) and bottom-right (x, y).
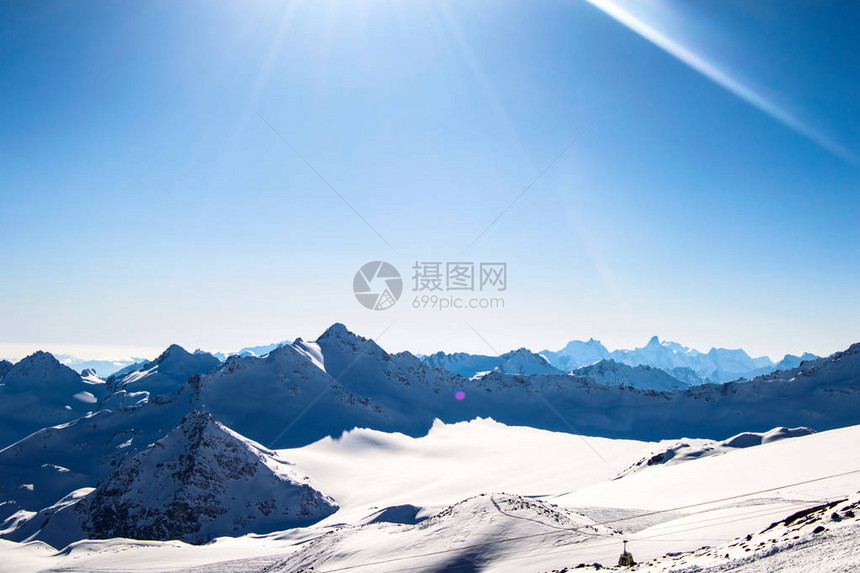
top-left (1, 0), bottom-right (858, 361)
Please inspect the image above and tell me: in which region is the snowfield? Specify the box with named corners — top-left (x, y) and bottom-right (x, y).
top-left (1, 419), bottom-right (857, 573)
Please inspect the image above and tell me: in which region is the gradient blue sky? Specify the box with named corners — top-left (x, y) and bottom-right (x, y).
top-left (1, 0), bottom-right (858, 361)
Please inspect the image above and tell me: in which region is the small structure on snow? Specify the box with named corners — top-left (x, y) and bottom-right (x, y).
top-left (618, 540), bottom-right (635, 566)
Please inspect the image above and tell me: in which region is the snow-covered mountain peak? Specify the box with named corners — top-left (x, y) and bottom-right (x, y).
top-left (422, 351), bottom-right (499, 378)
top-left (316, 323), bottom-right (386, 359)
top-left (6, 351), bottom-right (68, 380)
top-left (567, 337), bottom-right (607, 350)
top-left (0, 352), bottom-right (106, 448)
top-left (573, 359), bottom-right (687, 391)
top-left (500, 347), bottom-right (540, 359)
top-left (775, 352), bottom-right (819, 370)
top-left (147, 345), bottom-right (219, 371)
top-left (547, 337), bottom-right (781, 384)
top-left (540, 338), bottom-right (611, 371)
top-left (29, 410), bottom-right (338, 547)
top-left (170, 409), bottom-right (221, 444)
top-left (0, 359), bottom-right (12, 379)
top-left (495, 348), bottom-right (562, 375)
top-left (319, 322), bottom-right (352, 340)
top-left (153, 343), bottom-right (194, 364)
top-left (2, 351), bottom-right (89, 392)
top-left (105, 344), bottom-right (220, 399)
top-left (390, 350), bottom-right (425, 369)
top-left (755, 342), bottom-right (858, 384)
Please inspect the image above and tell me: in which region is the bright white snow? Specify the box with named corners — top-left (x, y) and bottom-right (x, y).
top-left (1, 419), bottom-right (857, 572)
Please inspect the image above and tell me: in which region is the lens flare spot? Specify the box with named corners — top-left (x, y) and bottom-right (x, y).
top-left (455, 391), bottom-right (466, 401)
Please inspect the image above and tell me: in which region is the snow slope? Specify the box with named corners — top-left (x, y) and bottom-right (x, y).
top-left (0, 352), bottom-right (106, 448)
top-left (573, 359), bottom-right (688, 391)
top-left (0, 379), bottom-right (200, 520)
top-left (278, 418), bottom-right (649, 524)
top-left (105, 344), bottom-right (220, 397)
top-left (615, 426), bottom-right (815, 478)
top-left (271, 493), bottom-right (617, 573)
top-left (494, 348), bottom-right (563, 375)
top-left (12, 411), bottom-right (336, 547)
top-left (541, 338), bottom-right (612, 371)
top-left (0, 359), bottom-right (14, 379)
top-left (422, 347), bottom-right (562, 378)
top-left (595, 495), bottom-right (860, 573)
top-left (774, 352), bottom-right (819, 371)
top-left (0, 421), bottom-right (857, 572)
top-left (263, 423), bottom-right (860, 573)
top-left (422, 351), bottom-right (501, 378)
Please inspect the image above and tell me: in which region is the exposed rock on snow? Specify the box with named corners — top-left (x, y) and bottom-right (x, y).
top-left (580, 495), bottom-right (860, 573)
top-left (0, 359), bottom-right (14, 379)
top-left (25, 411), bottom-right (336, 547)
top-left (616, 426), bottom-right (815, 478)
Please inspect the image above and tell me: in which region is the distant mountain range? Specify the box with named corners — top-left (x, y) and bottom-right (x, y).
top-left (424, 348), bottom-right (562, 378)
top-left (0, 324), bottom-right (856, 547)
top-left (54, 355), bottom-right (146, 378)
top-left (422, 336), bottom-right (819, 385)
top-left (15, 341), bottom-right (294, 378)
top-left (203, 339), bottom-right (293, 362)
top-left (539, 335), bottom-right (819, 383)
top-left (11, 335), bottom-right (815, 383)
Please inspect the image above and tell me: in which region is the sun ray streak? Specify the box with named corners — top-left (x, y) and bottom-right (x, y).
top-left (583, 0), bottom-right (857, 164)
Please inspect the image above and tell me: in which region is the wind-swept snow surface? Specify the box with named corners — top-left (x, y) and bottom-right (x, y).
top-left (1, 421), bottom-right (857, 572)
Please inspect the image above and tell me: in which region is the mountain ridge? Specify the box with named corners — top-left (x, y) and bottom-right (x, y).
top-left (13, 410), bottom-right (337, 547)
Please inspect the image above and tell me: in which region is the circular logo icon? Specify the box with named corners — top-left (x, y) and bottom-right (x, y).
top-left (353, 261), bottom-right (403, 310)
